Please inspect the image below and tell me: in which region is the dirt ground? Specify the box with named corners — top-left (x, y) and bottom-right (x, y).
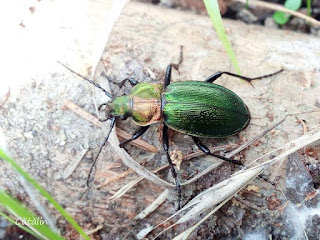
top-left (1, 1), bottom-right (320, 239)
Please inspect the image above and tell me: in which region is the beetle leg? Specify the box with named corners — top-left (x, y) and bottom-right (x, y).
top-left (163, 124), bottom-right (181, 210)
top-left (170, 45), bottom-right (184, 73)
top-left (119, 126), bottom-right (150, 148)
top-left (87, 117), bottom-right (117, 187)
top-left (118, 77), bottom-right (139, 88)
top-left (98, 103), bottom-right (108, 112)
top-left (164, 65), bottom-right (172, 88)
top-left (98, 118), bottom-right (108, 122)
top-left (164, 46), bottom-right (184, 87)
top-left (191, 136), bottom-right (243, 165)
top-left (204, 69), bottom-right (284, 86)
top-left (101, 72), bottom-right (139, 88)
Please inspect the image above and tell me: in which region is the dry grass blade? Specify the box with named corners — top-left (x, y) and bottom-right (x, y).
top-left (64, 100), bottom-right (157, 153)
top-left (137, 225), bottom-right (154, 240)
top-left (177, 166), bottom-right (265, 224)
top-left (234, 0), bottom-right (320, 26)
top-left (109, 177), bottom-right (144, 200)
top-left (134, 189), bottom-right (169, 220)
top-left (98, 168), bottom-right (135, 189)
top-left (85, 224), bottom-right (103, 236)
top-left (109, 145), bottom-right (235, 199)
top-left (172, 196), bottom-right (233, 240)
top-left (63, 147), bottom-right (90, 179)
top-left (109, 165), bottom-right (169, 201)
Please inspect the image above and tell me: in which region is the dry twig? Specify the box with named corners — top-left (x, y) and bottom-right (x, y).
top-left (234, 0), bottom-right (320, 26)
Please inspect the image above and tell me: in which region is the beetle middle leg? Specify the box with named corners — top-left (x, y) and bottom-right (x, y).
top-left (191, 136), bottom-right (243, 165)
top-left (119, 126), bottom-right (150, 148)
top-left (164, 65), bottom-right (172, 87)
top-left (163, 124), bottom-right (181, 209)
top-left (204, 69), bottom-right (283, 86)
top-left (170, 45), bottom-right (184, 73)
top-left (164, 46), bottom-right (184, 88)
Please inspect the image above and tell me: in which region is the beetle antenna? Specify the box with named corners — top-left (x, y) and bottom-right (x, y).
top-left (87, 117), bottom-right (116, 187)
top-left (57, 61), bottom-right (113, 99)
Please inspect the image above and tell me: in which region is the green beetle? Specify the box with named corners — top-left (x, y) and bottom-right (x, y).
top-left (110, 81), bottom-right (250, 137)
top-left (59, 62), bottom-right (282, 208)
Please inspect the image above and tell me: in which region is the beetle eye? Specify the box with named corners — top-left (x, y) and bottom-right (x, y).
top-left (104, 104), bottom-right (113, 119)
top-left (120, 115), bottom-right (128, 120)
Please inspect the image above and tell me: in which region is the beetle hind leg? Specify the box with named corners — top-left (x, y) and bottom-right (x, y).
top-left (163, 124), bottom-right (182, 210)
top-left (204, 69), bottom-right (284, 86)
top-left (191, 136), bottom-right (243, 165)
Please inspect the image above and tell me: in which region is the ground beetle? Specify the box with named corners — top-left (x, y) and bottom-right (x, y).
top-left (59, 58), bottom-right (282, 209)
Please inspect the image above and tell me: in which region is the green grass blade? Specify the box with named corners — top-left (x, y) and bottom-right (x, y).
top-left (307, 0), bottom-right (311, 16)
top-left (203, 0), bottom-right (241, 74)
top-left (0, 210), bottom-right (43, 239)
top-left (0, 149), bottom-right (90, 240)
top-left (0, 191), bottom-right (63, 240)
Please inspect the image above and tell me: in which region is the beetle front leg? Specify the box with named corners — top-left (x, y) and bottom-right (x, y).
top-left (87, 117), bottom-right (117, 187)
top-left (205, 69), bottom-right (283, 86)
top-left (163, 124), bottom-right (181, 210)
top-left (119, 126), bottom-right (150, 148)
top-left (191, 136), bottom-right (243, 165)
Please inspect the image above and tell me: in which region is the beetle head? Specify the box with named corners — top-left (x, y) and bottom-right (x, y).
top-left (104, 95), bottom-right (131, 120)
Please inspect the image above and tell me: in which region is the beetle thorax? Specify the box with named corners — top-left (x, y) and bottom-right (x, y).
top-left (109, 83), bottom-right (163, 126)
top-left (130, 83), bottom-right (163, 126)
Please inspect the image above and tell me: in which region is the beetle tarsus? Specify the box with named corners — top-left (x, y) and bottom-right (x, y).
top-left (101, 71), bottom-right (139, 88)
top-left (205, 69), bottom-right (284, 86)
top-left (171, 45), bottom-right (184, 73)
top-left (191, 136), bottom-right (243, 165)
top-left (98, 118), bottom-right (108, 122)
top-left (119, 77), bottom-right (139, 88)
top-left (163, 124), bottom-right (181, 210)
top-left (119, 125), bottom-right (150, 148)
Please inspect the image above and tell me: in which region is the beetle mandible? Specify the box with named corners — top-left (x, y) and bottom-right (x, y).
top-left (59, 60), bottom-right (282, 209)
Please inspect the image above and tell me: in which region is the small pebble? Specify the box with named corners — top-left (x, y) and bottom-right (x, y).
top-left (53, 172), bottom-right (61, 180)
top-left (264, 17), bottom-right (278, 29)
top-left (237, 8), bottom-right (258, 24)
top-left (24, 131), bottom-right (34, 139)
top-left (18, 118), bottom-right (26, 123)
